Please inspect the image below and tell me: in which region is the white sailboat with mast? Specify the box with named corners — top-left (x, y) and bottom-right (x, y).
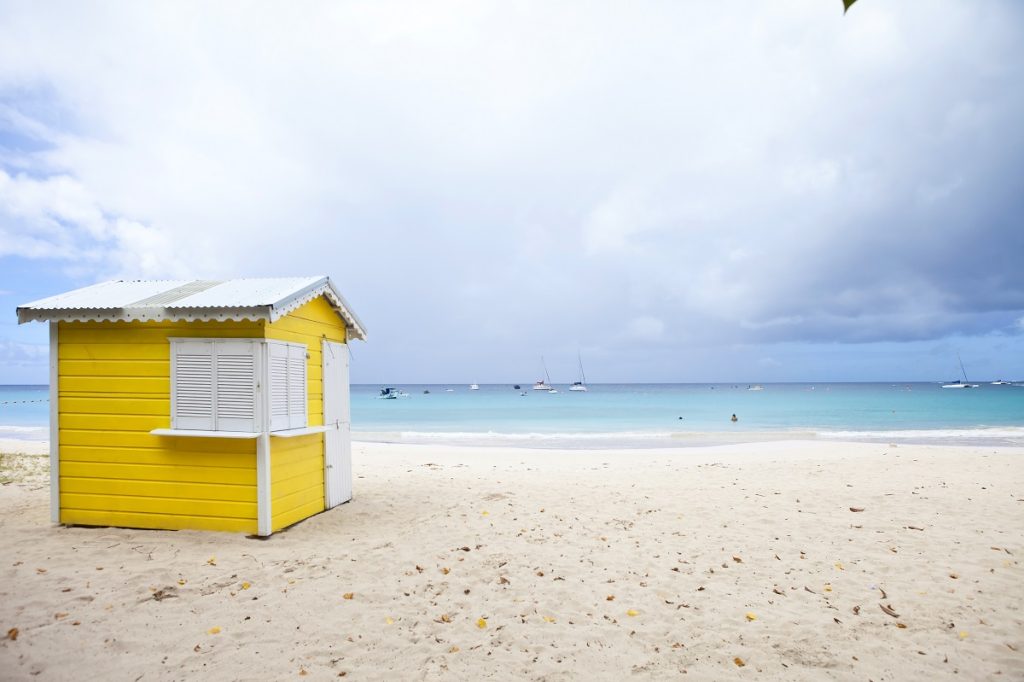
top-left (942, 353), bottom-right (979, 389)
top-left (533, 356), bottom-right (553, 390)
top-left (570, 351), bottom-right (588, 391)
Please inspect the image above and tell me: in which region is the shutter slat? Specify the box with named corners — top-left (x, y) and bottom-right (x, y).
top-left (268, 340), bottom-right (308, 431)
top-left (270, 353), bottom-right (289, 418)
top-left (268, 342), bottom-right (291, 431)
top-left (215, 349), bottom-right (256, 430)
top-left (172, 343), bottom-right (215, 430)
top-left (287, 345), bottom-right (306, 429)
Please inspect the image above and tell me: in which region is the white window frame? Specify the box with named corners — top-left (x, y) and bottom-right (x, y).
top-left (167, 338), bottom-right (309, 434)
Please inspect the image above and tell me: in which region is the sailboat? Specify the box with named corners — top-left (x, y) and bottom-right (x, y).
top-left (569, 352), bottom-right (588, 391)
top-left (942, 354), bottom-right (979, 389)
top-left (533, 356), bottom-right (553, 390)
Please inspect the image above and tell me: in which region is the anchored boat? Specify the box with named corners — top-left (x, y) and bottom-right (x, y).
top-left (942, 354), bottom-right (979, 388)
top-left (533, 356), bottom-right (554, 390)
top-left (570, 351), bottom-right (588, 392)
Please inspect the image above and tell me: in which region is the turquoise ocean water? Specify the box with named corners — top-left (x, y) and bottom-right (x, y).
top-left (3, 383), bottom-right (1022, 448)
top-left (0, 385), bottom-right (49, 440)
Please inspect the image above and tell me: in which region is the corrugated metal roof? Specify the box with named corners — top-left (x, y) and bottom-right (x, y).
top-left (17, 277), bottom-right (366, 340)
top-left (129, 280), bottom-right (223, 307)
top-left (166, 277), bottom-right (325, 309)
top-left (19, 279), bottom-right (195, 310)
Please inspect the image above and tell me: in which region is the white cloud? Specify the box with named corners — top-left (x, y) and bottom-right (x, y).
top-left (0, 169), bottom-right (192, 277)
top-left (0, 338), bottom-right (47, 365)
top-left (0, 170), bottom-right (99, 260)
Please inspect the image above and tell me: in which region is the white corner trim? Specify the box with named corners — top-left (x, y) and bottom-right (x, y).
top-left (256, 432), bottom-right (272, 536)
top-left (49, 322), bottom-right (60, 524)
top-left (256, 340), bottom-right (272, 536)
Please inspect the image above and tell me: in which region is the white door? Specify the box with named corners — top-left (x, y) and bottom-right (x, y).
top-left (322, 340), bottom-right (352, 508)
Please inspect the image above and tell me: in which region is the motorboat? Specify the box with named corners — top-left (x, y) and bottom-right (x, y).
top-left (379, 387), bottom-right (403, 399)
top-left (747, 385), bottom-right (764, 391)
top-left (991, 379), bottom-right (1012, 385)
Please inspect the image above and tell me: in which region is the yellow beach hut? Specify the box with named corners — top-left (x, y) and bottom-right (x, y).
top-left (16, 277), bottom-right (366, 536)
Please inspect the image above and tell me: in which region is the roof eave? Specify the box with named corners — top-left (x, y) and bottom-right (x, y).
top-left (268, 276), bottom-right (367, 341)
top-left (323, 279), bottom-right (368, 341)
top-left (17, 306), bottom-right (119, 325)
top-left (16, 306), bottom-right (275, 325)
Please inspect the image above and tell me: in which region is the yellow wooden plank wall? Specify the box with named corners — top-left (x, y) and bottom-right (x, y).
top-left (265, 297), bottom-right (346, 530)
top-left (57, 319), bottom-right (263, 533)
top-left (268, 434), bottom-right (326, 530)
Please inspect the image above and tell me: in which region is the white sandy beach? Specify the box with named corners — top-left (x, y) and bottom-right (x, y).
top-left (1, 440), bottom-right (1022, 680)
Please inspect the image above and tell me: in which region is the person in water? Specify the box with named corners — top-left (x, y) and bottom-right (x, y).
top-left (731, 413), bottom-right (738, 422)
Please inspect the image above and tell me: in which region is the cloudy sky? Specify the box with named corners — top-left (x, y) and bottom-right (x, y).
top-left (1, 1), bottom-right (1022, 384)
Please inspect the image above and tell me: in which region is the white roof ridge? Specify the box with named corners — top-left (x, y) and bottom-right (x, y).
top-left (128, 280), bottom-right (225, 307)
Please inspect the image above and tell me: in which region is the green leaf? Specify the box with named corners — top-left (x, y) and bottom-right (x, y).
top-left (843, 0), bottom-right (858, 12)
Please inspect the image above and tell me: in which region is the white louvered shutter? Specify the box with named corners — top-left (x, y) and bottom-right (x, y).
top-left (268, 341), bottom-right (291, 431)
top-left (214, 340), bottom-right (258, 432)
top-left (172, 340), bottom-right (215, 430)
top-left (287, 343), bottom-right (307, 429)
top-left (268, 340), bottom-right (308, 431)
